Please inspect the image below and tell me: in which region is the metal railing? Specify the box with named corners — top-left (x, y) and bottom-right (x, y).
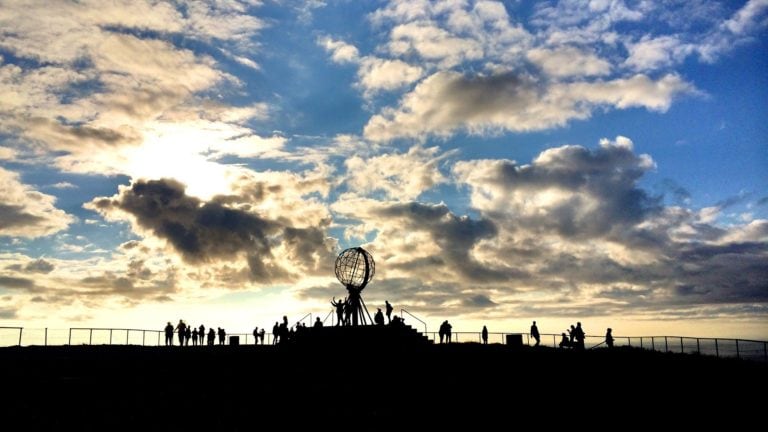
top-left (1, 326), bottom-right (765, 361)
top-left (425, 331), bottom-right (768, 362)
top-left (400, 309), bottom-right (427, 334)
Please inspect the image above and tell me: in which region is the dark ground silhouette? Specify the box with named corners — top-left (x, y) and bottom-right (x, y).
top-left (0, 335), bottom-right (764, 429)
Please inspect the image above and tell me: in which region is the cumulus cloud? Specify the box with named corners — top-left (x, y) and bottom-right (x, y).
top-left (364, 71), bottom-right (692, 141)
top-left (344, 145), bottom-right (456, 200)
top-left (0, 167), bottom-right (74, 238)
top-left (87, 177), bottom-right (335, 283)
top-left (527, 46), bottom-right (612, 77)
top-left (319, 36), bottom-right (423, 97)
top-left (316, 0), bottom-right (767, 141)
top-left (300, 136), bottom-right (767, 319)
top-left (0, 0), bottom-right (269, 177)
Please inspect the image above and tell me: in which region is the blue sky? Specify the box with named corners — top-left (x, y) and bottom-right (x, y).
top-left (0, 0), bottom-right (766, 338)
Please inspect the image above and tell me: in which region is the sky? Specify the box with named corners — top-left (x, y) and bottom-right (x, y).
top-left (0, 0), bottom-right (766, 340)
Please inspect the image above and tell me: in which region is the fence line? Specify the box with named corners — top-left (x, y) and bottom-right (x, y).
top-left (1, 326), bottom-right (765, 361)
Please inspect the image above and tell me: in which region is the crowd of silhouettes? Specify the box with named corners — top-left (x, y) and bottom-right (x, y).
top-left (162, 321), bottom-right (227, 346)
top-left (163, 309), bottom-right (616, 350)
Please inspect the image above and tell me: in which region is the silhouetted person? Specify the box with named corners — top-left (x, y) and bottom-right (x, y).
top-left (217, 327), bottom-right (226, 345)
top-left (164, 322), bottom-right (174, 346)
top-left (259, 328), bottom-right (265, 344)
top-left (331, 297), bottom-right (345, 326)
top-left (207, 328), bottom-right (215, 346)
top-left (199, 324), bottom-right (205, 344)
top-left (185, 326), bottom-right (191, 346)
top-left (574, 322), bottom-right (585, 350)
top-left (313, 317), bottom-right (323, 328)
top-left (175, 320), bottom-right (187, 346)
top-left (530, 321), bottom-right (540, 347)
top-left (559, 333), bottom-right (570, 348)
top-left (253, 327), bottom-right (259, 344)
top-left (272, 322), bottom-right (279, 344)
top-left (482, 325), bottom-right (488, 344)
top-left (374, 308), bottom-right (385, 326)
top-left (438, 321), bottom-right (446, 343)
top-left (192, 328), bottom-right (198, 346)
top-left (385, 300), bottom-right (393, 324)
top-left (279, 316), bottom-right (289, 344)
top-left (568, 325), bottom-right (576, 345)
top-left (605, 328), bottom-right (614, 348)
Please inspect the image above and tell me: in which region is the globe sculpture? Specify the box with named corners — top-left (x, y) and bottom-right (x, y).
top-left (333, 247), bottom-right (375, 326)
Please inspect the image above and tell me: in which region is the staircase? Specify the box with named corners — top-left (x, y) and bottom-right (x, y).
top-left (288, 323), bottom-right (431, 348)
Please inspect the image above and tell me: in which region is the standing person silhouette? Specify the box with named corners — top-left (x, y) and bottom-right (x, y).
top-left (253, 327), bottom-right (259, 345)
top-left (385, 300), bottom-right (393, 324)
top-left (482, 325), bottom-right (488, 345)
top-left (530, 321), bottom-right (540, 347)
top-left (175, 320), bottom-right (187, 346)
top-left (445, 321), bottom-right (452, 343)
top-left (605, 328), bottom-right (614, 348)
top-left (164, 322), bottom-right (174, 346)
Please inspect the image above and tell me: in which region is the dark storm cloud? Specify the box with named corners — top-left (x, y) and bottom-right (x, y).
top-left (89, 178), bottom-right (333, 282)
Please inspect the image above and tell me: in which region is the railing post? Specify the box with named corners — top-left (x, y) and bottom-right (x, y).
top-left (735, 339), bottom-right (739, 359)
top-left (157, 332), bottom-right (160, 346)
top-left (627, 337), bottom-right (631, 347)
top-left (715, 339), bottom-right (719, 357)
top-left (68, 328), bottom-right (72, 345)
top-left (89, 329), bottom-right (93, 345)
top-left (640, 337), bottom-right (643, 349)
top-left (18, 327), bottom-right (23, 346)
top-left (142, 331), bottom-right (146, 346)
top-left (664, 336), bottom-right (668, 352)
top-left (651, 337), bottom-right (655, 351)
top-left (126, 330), bottom-right (129, 345)
top-left (45, 327), bottom-right (48, 346)
top-left (109, 329), bottom-right (113, 345)
top-left (763, 342), bottom-right (767, 362)
top-left (696, 338), bottom-right (700, 354)
top-left (680, 337), bottom-right (684, 353)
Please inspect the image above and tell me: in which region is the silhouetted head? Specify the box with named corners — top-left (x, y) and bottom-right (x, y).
top-left (378, 308), bottom-right (382, 312)
top-left (562, 332), bottom-right (566, 337)
top-left (607, 328), bottom-right (612, 332)
top-left (577, 322), bottom-right (581, 327)
top-left (533, 321), bottom-right (536, 325)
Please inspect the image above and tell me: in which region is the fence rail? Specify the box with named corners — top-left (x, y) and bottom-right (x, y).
top-left (1, 326), bottom-right (765, 361)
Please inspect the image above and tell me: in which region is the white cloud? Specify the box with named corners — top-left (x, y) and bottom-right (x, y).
top-left (318, 37), bottom-right (360, 63)
top-left (388, 22), bottom-right (484, 68)
top-left (624, 36), bottom-right (694, 71)
top-left (319, 36), bottom-right (423, 96)
top-left (0, 167), bottom-right (74, 238)
top-left (344, 145), bottom-right (455, 200)
top-left (724, 0), bottom-right (768, 34)
top-left (364, 71), bottom-right (693, 141)
top-left (357, 57), bottom-right (424, 94)
top-left (527, 46), bottom-right (611, 77)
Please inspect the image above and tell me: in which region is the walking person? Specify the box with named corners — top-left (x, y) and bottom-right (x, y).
top-left (530, 321), bottom-right (540, 347)
top-left (385, 300), bottom-right (393, 324)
